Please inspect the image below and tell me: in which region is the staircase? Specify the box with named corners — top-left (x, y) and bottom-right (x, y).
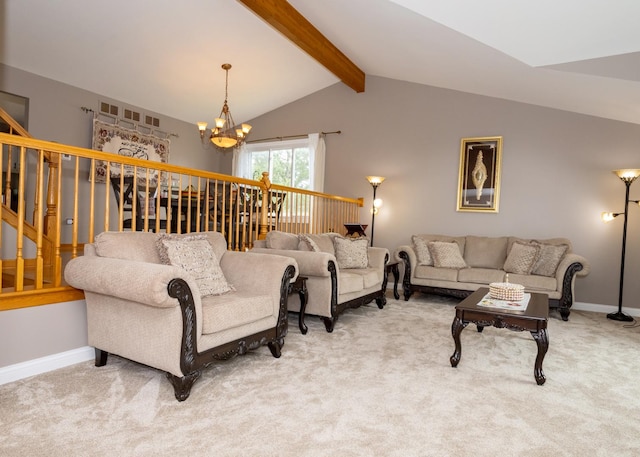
top-left (1, 107), bottom-right (63, 306)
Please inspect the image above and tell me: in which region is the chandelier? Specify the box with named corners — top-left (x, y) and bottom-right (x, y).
top-left (197, 63), bottom-right (251, 149)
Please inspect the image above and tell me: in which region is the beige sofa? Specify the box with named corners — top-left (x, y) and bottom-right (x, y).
top-left (252, 231), bottom-right (389, 332)
top-left (64, 231), bottom-right (297, 401)
top-left (395, 234), bottom-right (590, 320)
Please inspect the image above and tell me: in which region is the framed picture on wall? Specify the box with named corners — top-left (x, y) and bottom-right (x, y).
top-left (456, 136), bottom-right (502, 212)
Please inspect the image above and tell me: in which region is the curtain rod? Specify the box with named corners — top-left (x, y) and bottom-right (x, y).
top-left (246, 130), bottom-right (341, 144)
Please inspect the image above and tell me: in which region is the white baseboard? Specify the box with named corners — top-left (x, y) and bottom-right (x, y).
top-left (572, 301), bottom-right (640, 317)
top-left (0, 346), bottom-right (94, 386)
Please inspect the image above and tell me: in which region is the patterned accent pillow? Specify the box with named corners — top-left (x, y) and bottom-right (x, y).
top-left (412, 235), bottom-right (433, 266)
top-left (428, 241), bottom-right (467, 269)
top-left (156, 233), bottom-right (207, 264)
top-left (157, 234), bottom-right (232, 297)
top-left (532, 243), bottom-right (568, 277)
top-left (334, 237), bottom-right (369, 269)
top-left (503, 241), bottom-right (540, 275)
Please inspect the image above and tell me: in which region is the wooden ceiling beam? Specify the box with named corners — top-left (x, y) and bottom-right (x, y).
top-left (237, 0), bottom-right (365, 93)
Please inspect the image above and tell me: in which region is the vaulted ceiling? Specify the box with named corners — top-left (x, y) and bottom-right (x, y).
top-left (3, 0), bottom-right (640, 126)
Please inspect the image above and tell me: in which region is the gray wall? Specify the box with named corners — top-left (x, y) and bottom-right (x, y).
top-left (2, 68), bottom-right (640, 368)
top-left (246, 75), bottom-right (640, 310)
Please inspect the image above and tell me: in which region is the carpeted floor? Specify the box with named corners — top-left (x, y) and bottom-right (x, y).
top-left (1, 294), bottom-right (639, 457)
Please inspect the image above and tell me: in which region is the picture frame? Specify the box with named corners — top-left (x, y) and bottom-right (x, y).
top-left (456, 136), bottom-right (502, 212)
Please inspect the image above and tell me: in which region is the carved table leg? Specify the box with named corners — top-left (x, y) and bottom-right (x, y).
top-left (297, 283), bottom-right (308, 335)
top-left (450, 315), bottom-right (467, 367)
top-left (531, 328), bottom-right (549, 385)
top-left (289, 276), bottom-right (308, 335)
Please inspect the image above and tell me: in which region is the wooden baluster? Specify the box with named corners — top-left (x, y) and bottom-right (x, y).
top-left (4, 146), bottom-right (13, 208)
top-left (35, 149), bottom-right (45, 287)
top-left (14, 147), bottom-right (26, 291)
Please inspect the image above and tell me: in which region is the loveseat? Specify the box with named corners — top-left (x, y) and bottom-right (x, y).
top-left (64, 231), bottom-right (297, 401)
top-left (395, 234), bottom-right (590, 320)
top-left (252, 231), bottom-right (389, 332)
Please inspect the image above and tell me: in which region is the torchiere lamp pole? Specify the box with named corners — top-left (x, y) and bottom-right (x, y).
top-left (366, 176), bottom-right (385, 246)
top-left (601, 168), bottom-right (640, 322)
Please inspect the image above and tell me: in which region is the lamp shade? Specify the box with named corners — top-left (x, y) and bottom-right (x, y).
top-left (366, 176), bottom-right (385, 186)
top-left (613, 169), bottom-right (640, 181)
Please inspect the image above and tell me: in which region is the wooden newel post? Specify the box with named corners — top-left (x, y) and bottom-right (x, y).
top-left (258, 171), bottom-right (271, 240)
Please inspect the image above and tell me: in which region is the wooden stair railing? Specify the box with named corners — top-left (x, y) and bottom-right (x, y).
top-left (0, 130), bottom-right (364, 311)
top-left (1, 107), bottom-right (59, 278)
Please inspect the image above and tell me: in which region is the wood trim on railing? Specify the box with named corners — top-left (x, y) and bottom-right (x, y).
top-left (0, 107), bottom-right (31, 137)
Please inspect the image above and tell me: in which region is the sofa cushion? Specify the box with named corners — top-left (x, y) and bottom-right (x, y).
top-left (506, 273), bottom-right (557, 292)
top-left (412, 235), bottom-right (433, 266)
top-left (464, 236), bottom-right (508, 269)
top-left (532, 243), bottom-right (568, 277)
top-left (201, 291), bottom-right (272, 334)
top-left (344, 268), bottom-right (380, 289)
top-left (94, 231), bottom-right (161, 264)
top-left (428, 241), bottom-right (467, 269)
top-left (414, 265), bottom-right (459, 282)
top-left (339, 271), bottom-right (365, 294)
top-left (158, 235), bottom-right (232, 297)
top-left (458, 268), bottom-right (505, 285)
top-left (266, 231), bottom-right (299, 250)
top-left (503, 241), bottom-right (540, 275)
top-left (334, 237), bottom-right (369, 269)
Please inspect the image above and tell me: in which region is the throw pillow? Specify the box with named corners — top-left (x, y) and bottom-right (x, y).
top-left (503, 241), bottom-right (540, 275)
top-left (298, 234), bottom-right (321, 252)
top-left (428, 241), bottom-right (467, 269)
top-left (156, 233), bottom-right (207, 264)
top-left (532, 243), bottom-right (568, 277)
top-left (157, 234), bottom-right (232, 297)
top-left (412, 235), bottom-right (433, 266)
top-left (334, 237), bottom-right (369, 269)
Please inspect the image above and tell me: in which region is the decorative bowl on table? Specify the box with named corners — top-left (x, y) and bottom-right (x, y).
top-left (489, 282), bottom-right (524, 301)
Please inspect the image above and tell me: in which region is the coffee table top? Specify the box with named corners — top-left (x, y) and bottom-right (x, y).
top-left (456, 287), bottom-right (549, 321)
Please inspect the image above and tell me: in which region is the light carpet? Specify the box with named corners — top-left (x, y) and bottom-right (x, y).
top-left (1, 294), bottom-right (639, 457)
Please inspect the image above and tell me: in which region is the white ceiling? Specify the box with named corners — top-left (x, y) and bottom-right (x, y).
top-left (3, 0), bottom-right (640, 126)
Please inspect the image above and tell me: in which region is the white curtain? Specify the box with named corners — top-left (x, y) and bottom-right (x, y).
top-left (232, 133), bottom-right (326, 191)
top-left (308, 133), bottom-right (325, 192)
top-left (232, 143), bottom-right (252, 179)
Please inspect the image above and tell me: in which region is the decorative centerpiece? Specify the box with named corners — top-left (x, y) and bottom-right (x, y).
top-left (489, 282), bottom-right (525, 301)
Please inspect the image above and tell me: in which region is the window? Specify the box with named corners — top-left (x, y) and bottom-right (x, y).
top-left (248, 140), bottom-right (310, 188)
top-left (233, 133), bottom-right (325, 192)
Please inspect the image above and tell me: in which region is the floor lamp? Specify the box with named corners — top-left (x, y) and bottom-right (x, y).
top-left (601, 168), bottom-right (640, 322)
top-left (366, 176), bottom-right (385, 246)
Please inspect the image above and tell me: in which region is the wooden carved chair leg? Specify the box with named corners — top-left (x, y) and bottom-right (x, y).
top-left (166, 371), bottom-right (201, 402)
top-left (268, 340), bottom-right (282, 358)
top-left (322, 316), bottom-right (337, 333)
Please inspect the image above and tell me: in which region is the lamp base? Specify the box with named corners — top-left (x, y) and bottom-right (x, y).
top-left (606, 311), bottom-right (634, 322)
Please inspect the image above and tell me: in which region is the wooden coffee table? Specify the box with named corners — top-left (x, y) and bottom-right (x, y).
top-left (450, 287), bottom-right (549, 385)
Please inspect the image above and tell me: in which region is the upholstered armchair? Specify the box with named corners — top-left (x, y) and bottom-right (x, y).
top-left (64, 231), bottom-right (297, 401)
top-left (252, 231), bottom-right (389, 332)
